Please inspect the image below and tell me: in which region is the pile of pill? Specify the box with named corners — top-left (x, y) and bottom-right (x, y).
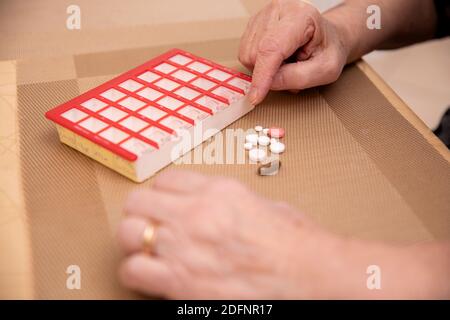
top-left (245, 125), bottom-right (286, 163)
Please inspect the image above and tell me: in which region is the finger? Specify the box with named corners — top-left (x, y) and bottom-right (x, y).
top-left (153, 169), bottom-right (211, 194)
top-left (117, 215), bottom-right (173, 255)
top-left (239, 1), bottom-right (279, 70)
top-left (239, 15), bottom-right (258, 70)
top-left (117, 216), bottom-right (148, 255)
top-left (119, 253), bottom-right (173, 298)
top-left (247, 2), bottom-right (281, 68)
top-left (248, 18), bottom-right (316, 105)
top-left (123, 188), bottom-right (185, 220)
top-left (270, 55), bottom-right (341, 91)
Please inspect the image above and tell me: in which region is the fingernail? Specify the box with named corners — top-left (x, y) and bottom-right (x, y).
top-left (271, 74), bottom-right (282, 90)
top-left (248, 87), bottom-right (259, 105)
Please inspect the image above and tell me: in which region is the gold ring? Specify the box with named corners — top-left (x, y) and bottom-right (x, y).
top-left (142, 222), bottom-right (157, 254)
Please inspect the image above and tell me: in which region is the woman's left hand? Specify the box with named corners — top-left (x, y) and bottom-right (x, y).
top-left (117, 170), bottom-right (348, 299)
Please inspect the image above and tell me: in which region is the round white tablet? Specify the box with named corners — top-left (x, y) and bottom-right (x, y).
top-left (249, 148), bottom-right (266, 162)
top-left (244, 142), bottom-right (253, 150)
top-left (245, 134), bottom-right (259, 145)
top-left (255, 125), bottom-right (263, 132)
top-left (270, 141), bottom-right (285, 154)
top-left (258, 135), bottom-right (270, 146)
top-left (262, 128), bottom-right (269, 135)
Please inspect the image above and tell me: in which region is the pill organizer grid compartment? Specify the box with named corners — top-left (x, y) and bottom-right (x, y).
top-left (46, 48), bottom-right (253, 182)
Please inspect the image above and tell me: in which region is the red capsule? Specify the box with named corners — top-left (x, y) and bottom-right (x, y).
top-left (268, 127), bottom-right (285, 138)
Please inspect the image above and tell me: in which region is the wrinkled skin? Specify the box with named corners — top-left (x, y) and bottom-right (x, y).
top-left (117, 170), bottom-right (347, 299)
top-left (239, 0), bottom-right (349, 105)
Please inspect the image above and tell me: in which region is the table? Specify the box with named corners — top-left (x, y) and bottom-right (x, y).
top-left (1, 0), bottom-right (449, 299)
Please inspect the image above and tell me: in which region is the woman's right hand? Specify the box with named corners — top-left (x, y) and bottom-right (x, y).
top-left (239, 0), bottom-right (351, 105)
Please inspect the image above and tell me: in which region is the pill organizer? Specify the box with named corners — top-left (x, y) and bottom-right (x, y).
top-left (45, 49), bottom-right (253, 182)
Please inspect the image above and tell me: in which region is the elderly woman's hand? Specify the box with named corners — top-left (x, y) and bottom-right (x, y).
top-left (239, 0), bottom-right (351, 105)
top-left (117, 170), bottom-right (349, 299)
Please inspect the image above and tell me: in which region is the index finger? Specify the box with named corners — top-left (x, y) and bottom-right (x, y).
top-left (248, 16), bottom-right (316, 105)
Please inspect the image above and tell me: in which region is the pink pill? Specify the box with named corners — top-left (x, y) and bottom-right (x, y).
top-left (268, 127), bottom-right (285, 138)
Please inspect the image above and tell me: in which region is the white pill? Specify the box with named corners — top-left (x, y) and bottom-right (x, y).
top-left (258, 135), bottom-right (270, 146)
top-left (244, 142), bottom-right (253, 150)
top-left (262, 128), bottom-right (269, 135)
top-left (245, 134), bottom-right (259, 145)
top-left (270, 138), bottom-right (278, 145)
top-left (255, 125), bottom-right (263, 132)
top-left (270, 141), bottom-right (285, 154)
top-left (249, 148), bottom-right (266, 162)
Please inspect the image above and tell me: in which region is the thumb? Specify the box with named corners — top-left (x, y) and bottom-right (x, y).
top-left (270, 56), bottom-right (341, 91)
